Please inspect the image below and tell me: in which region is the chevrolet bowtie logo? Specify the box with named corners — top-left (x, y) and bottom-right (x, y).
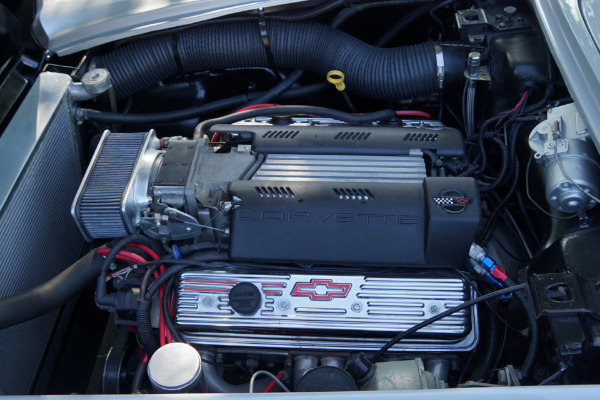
top-left (291, 279), bottom-right (351, 301)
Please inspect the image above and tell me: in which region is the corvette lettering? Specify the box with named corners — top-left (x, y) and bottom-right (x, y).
top-left (237, 210), bottom-right (419, 224)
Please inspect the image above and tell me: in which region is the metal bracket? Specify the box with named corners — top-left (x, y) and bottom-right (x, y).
top-left (463, 65), bottom-right (492, 83)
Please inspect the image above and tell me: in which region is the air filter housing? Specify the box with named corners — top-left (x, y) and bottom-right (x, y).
top-left (71, 130), bottom-right (160, 240)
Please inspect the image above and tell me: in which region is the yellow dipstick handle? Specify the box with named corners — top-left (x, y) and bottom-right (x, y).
top-left (327, 70), bottom-right (346, 91)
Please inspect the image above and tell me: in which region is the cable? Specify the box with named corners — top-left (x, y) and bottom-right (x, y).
top-left (468, 292), bottom-right (499, 382)
top-left (516, 190), bottom-right (541, 246)
top-left (262, 372), bottom-right (287, 393)
top-left (76, 82), bottom-right (329, 124)
top-left (131, 362), bottom-right (147, 393)
top-left (502, 209), bottom-right (533, 259)
top-left (249, 371), bottom-right (289, 393)
top-left (554, 151), bottom-right (600, 204)
top-left (374, 3), bottom-right (434, 47)
top-left (457, 351), bottom-right (475, 385)
top-left (454, 269), bottom-right (522, 335)
top-left (193, 106), bottom-right (396, 139)
top-left (371, 283), bottom-right (527, 363)
top-left (236, 103), bottom-right (277, 113)
top-left (96, 248), bottom-right (148, 265)
top-left (395, 110), bottom-right (432, 119)
top-left (330, 0), bottom-right (428, 28)
top-left (243, 69), bottom-right (305, 107)
top-left (96, 235), bottom-right (153, 308)
top-left (478, 119), bottom-right (527, 244)
top-left (478, 139), bottom-right (509, 192)
top-left (268, 0), bottom-right (347, 22)
top-left (428, 0), bottom-right (455, 39)
top-left (478, 157), bottom-right (521, 246)
top-left (137, 253), bottom-right (228, 355)
top-left (496, 91), bottom-right (528, 130)
top-left (504, 277), bottom-right (538, 380)
top-left (538, 367), bottom-right (564, 386)
top-left (162, 277), bottom-right (184, 343)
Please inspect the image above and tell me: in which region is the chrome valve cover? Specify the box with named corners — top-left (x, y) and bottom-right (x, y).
top-left (176, 272), bottom-right (478, 352)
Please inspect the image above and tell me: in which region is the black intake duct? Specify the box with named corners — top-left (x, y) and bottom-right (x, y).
top-left (94, 21), bottom-right (454, 101)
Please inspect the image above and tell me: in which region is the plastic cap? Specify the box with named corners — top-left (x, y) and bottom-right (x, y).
top-left (327, 70), bottom-right (346, 91)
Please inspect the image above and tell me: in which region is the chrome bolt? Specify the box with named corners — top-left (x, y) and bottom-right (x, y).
top-left (202, 297), bottom-right (214, 307)
top-left (278, 300), bottom-right (290, 311)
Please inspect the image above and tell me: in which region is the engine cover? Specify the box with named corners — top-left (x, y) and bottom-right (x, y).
top-left (71, 123), bottom-right (480, 267)
top-left (176, 271), bottom-right (478, 352)
top-left (228, 177), bottom-right (480, 266)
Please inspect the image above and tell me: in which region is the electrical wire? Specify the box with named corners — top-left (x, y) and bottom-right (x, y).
top-left (193, 105), bottom-right (397, 139)
top-left (538, 368), bottom-right (563, 386)
top-left (262, 372), bottom-right (287, 393)
top-left (374, 2), bottom-right (436, 47)
top-left (249, 371), bottom-right (289, 393)
top-left (371, 283), bottom-right (527, 363)
top-left (554, 151), bottom-right (600, 204)
top-left (77, 82), bottom-right (329, 124)
top-left (162, 277), bottom-right (184, 343)
top-left (516, 190), bottom-right (541, 246)
top-left (478, 157), bottom-right (521, 246)
top-left (502, 209), bottom-right (533, 259)
top-left (428, 0), bottom-right (455, 39)
top-left (124, 244), bottom-right (170, 346)
top-left (395, 110), bottom-right (432, 119)
top-left (496, 91), bottom-right (529, 130)
top-left (454, 269), bottom-right (523, 335)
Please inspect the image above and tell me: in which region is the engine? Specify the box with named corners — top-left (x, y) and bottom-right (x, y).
top-left (71, 119), bottom-right (481, 356)
top-left (5, 0), bottom-right (600, 395)
top-left (72, 121), bottom-right (480, 266)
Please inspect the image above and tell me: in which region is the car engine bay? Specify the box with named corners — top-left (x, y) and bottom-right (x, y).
top-left (2, 0), bottom-right (600, 395)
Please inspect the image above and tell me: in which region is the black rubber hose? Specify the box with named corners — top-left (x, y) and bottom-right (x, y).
top-left (330, 0), bottom-right (430, 28)
top-left (76, 81), bottom-right (330, 124)
top-left (468, 297), bottom-right (500, 382)
top-left (374, 3), bottom-right (433, 47)
top-left (94, 20), bottom-right (440, 101)
top-left (505, 277), bottom-right (538, 379)
top-left (241, 153), bottom-right (266, 180)
top-left (162, 277), bottom-right (184, 343)
top-left (478, 123), bottom-right (523, 244)
top-left (243, 69), bottom-right (305, 107)
top-left (0, 249), bottom-right (102, 329)
top-left (479, 139), bottom-right (509, 192)
top-left (193, 105), bottom-right (397, 138)
top-left (131, 362), bottom-right (147, 393)
top-left (137, 298), bottom-right (159, 355)
top-left (96, 234), bottom-right (153, 309)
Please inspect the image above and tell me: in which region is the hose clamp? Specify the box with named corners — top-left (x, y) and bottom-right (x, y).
top-left (435, 45), bottom-right (444, 89)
